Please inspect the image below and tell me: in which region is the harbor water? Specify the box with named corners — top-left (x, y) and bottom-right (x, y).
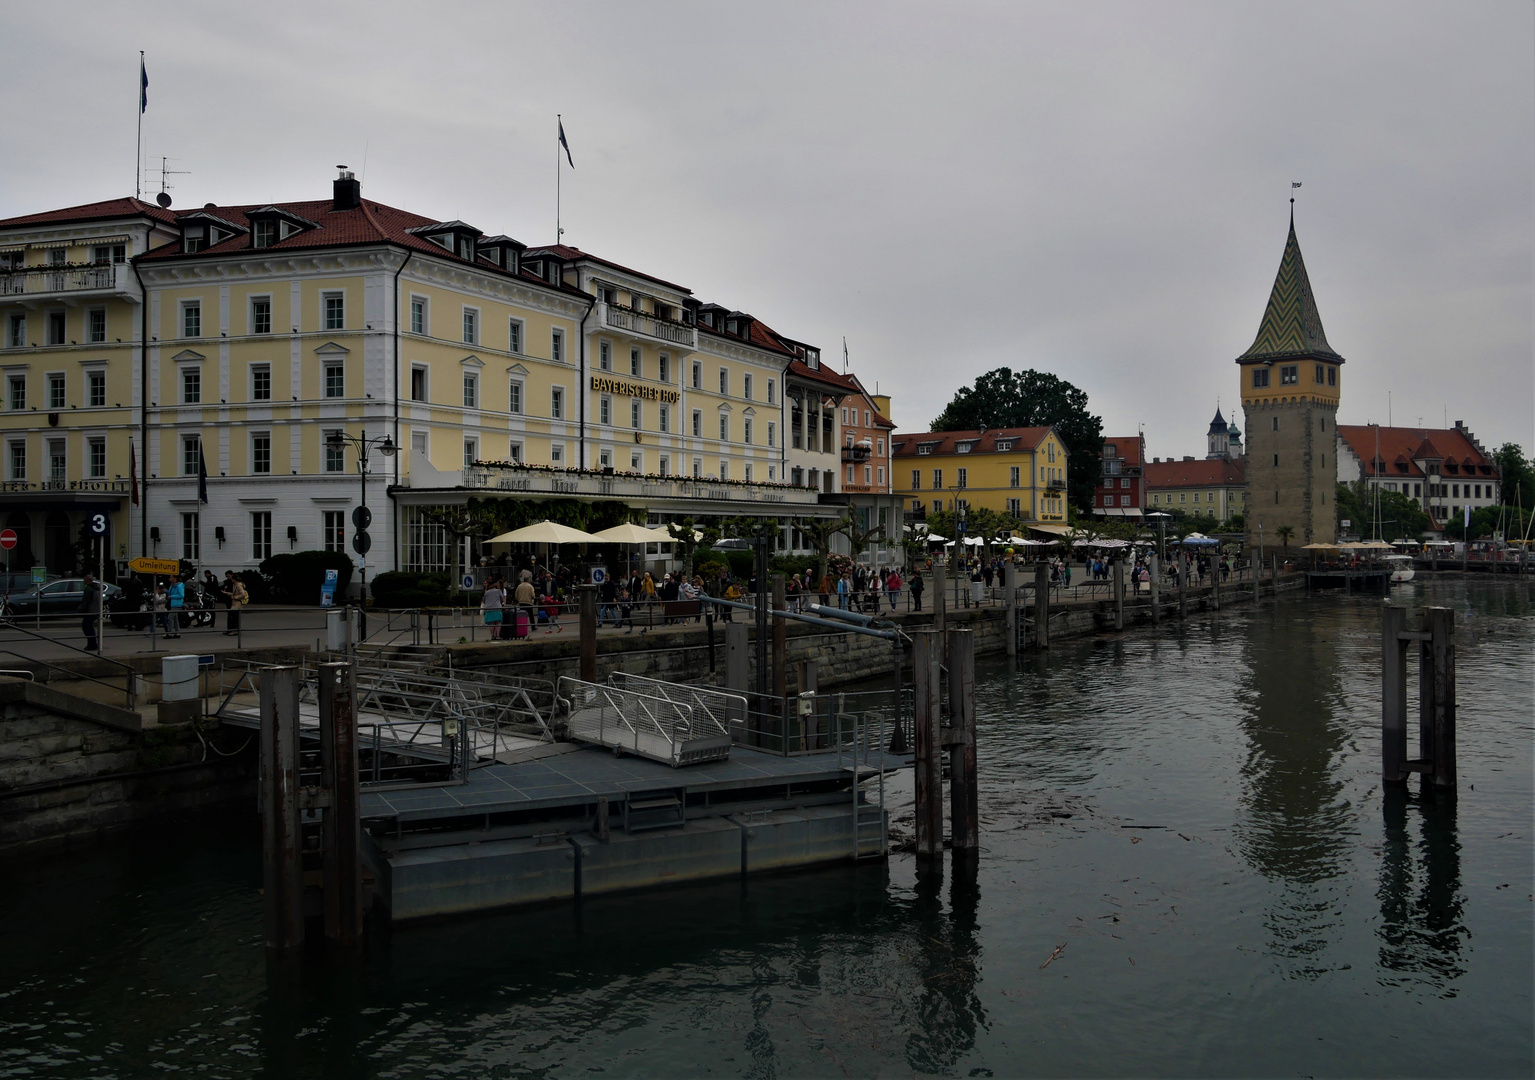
top-left (1, 578), bottom-right (1530, 1077)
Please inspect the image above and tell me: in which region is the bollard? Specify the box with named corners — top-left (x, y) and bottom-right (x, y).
top-left (578, 584), bottom-right (597, 683)
top-left (1003, 563), bottom-right (1018, 656)
top-left (912, 630), bottom-right (944, 862)
top-left (946, 627), bottom-right (978, 852)
top-left (1150, 552), bottom-right (1161, 625)
top-left (933, 558), bottom-right (948, 638)
top-left (318, 661), bottom-right (362, 946)
top-left (1034, 559), bottom-right (1050, 649)
top-left (1112, 556), bottom-right (1125, 631)
top-left (260, 666), bottom-right (304, 952)
top-left (595, 796), bottom-right (611, 842)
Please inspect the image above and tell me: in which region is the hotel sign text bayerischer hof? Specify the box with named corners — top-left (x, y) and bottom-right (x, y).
top-left (589, 375), bottom-right (681, 403)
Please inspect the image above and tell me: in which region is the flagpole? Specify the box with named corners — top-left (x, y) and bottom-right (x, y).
top-left (556, 114), bottom-right (562, 243)
top-left (136, 52), bottom-right (144, 198)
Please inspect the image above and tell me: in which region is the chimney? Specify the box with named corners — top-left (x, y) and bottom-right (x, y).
top-left (1183, 455), bottom-right (1194, 461)
top-left (333, 166), bottom-right (360, 211)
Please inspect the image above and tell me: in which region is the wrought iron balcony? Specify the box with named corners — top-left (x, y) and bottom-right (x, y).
top-left (841, 444), bottom-right (871, 463)
top-left (598, 302), bottom-right (697, 349)
top-left (0, 263), bottom-right (138, 304)
top-left (1047, 477), bottom-right (1068, 491)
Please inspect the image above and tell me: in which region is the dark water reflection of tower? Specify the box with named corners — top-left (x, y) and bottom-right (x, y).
top-left (905, 854), bottom-right (985, 1072)
top-left (1377, 788), bottom-right (1467, 992)
top-left (1234, 604), bottom-right (1351, 974)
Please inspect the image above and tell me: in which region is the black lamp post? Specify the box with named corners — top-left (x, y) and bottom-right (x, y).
top-left (325, 429), bottom-right (395, 613)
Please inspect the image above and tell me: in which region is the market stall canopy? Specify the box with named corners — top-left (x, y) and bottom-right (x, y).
top-left (1301, 543), bottom-right (1340, 552)
top-left (1355, 540), bottom-right (1395, 550)
top-left (589, 523), bottom-right (675, 544)
top-left (923, 533), bottom-right (948, 543)
top-left (485, 520), bottom-right (600, 546)
top-left (1072, 537), bottom-right (1131, 549)
top-left (1177, 533), bottom-right (1220, 546)
top-left (1028, 524), bottom-right (1073, 537)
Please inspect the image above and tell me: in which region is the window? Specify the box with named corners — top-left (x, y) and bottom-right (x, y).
top-left (508, 380), bottom-right (523, 414)
top-left (933, 469), bottom-right (942, 489)
top-left (630, 347), bottom-right (641, 377)
top-left (251, 511), bottom-right (272, 561)
top-left (1120, 478), bottom-right (1130, 489)
top-left (599, 341), bottom-right (612, 371)
top-left (1327, 366), bottom-right (1337, 387)
top-left (324, 431), bottom-right (344, 472)
top-left (1252, 367), bottom-right (1270, 388)
top-left (1315, 364), bottom-right (1325, 384)
top-left (551, 329), bottom-right (564, 363)
top-left (47, 311), bottom-right (64, 345)
top-left (1047, 442), bottom-right (1056, 463)
top-left (912, 470), bottom-right (922, 490)
top-left (744, 419), bottom-right (753, 445)
top-left (957, 467), bottom-right (967, 489)
top-left (182, 302), bottom-right (201, 338)
top-left (767, 466), bottom-right (775, 481)
top-left (463, 371), bottom-right (478, 409)
top-left (1272, 454), bottom-right (1279, 467)
top-left (551, 387), bottom-right (564, 420)
top-left (92, 244), bottom-right (126, 265)
top-left (251, 432), bottom-right (271, 474)
top-left (599, 449), bottom-right (612, 469)
top-left (87, 437), bottom-right (106, 478)
top-left (509, 440), bottom-right (523, 463)
top-left (692, 458), bottom-right (702, 478)
top-left (932, 500), bottom-right (942, 516)
top-left (767, 422), bottom-right (776, 448)
top-left (719, 368), bottom-right (728, 395)
top-left (692, 410), bottom-right (702, 437)
top-left (324, 293), bottom-right (345, 331)
top-left (462, 307), bottom-right (478, 344)
top-left (658, 404), bottom-right (669, 432)
top-left (719, 414), bottom-right (729, 442)
top-left (410, 366), bottom-right (427, 402)
top-left (464, 439), bottom-right (478, 469)
top-left (659, 455), bottom-right (670, 476)
top-left (182, 367), bottom-right (201, 404)
top-left (745, 464), bottom-right (753, 483)
top-left (47, 439), bottom-right (64, 481)
top-left (183, 436), bottom-right (201, 476)
top-left (7, 440), bottom-right (23, 480)
top-left (182, 512), bottom-right (200, 560)
top-left (508, 319), bottom-right (523, 354)
top-left (410, 298), bottom-right (425, 335)
top-left (719, 460), bottom-right (728, 480)
top-left (865, 465), bottom-right (873, 485)
top-left (47, 374), bottom-right (64, 410)
top-left (1271, 416), bottom-right (1279, 431)
top-left (7, 315), bottom-right (25, 349)
top-left (322, 510), bottom-right (345, 553)
top-left (658, 355), bottom-right (669, 383)
top-left (251, 365), bottom-right (271, 401)
top-left (1007, 498), bottom-right (1021, 516)
top-left (917, 445), bottom-right (932, 456)
top-left (599, 395), bottom-right (612, 426)
top-left (87, 308), bottom-right (106, 343)
top-left (1180, 493), bottom-right (1186, 504)
top-left (631, 451), bottom-right (643, 472)
top-left (251, 297), bottom-right (271, 335)
top-left (631, 400), bottom-right (642, 429)
top-left (324, 364), bottom-right (344, 398)
top-left (1321, 418), bottom-right (1327, 432)
top-left (766, 379), bottom-right (775, 404)
top-left (1280, 365), bottom-right (1298, 385)
top-left (1010, 466), bottom-right (1020, 487)
top-left (550, 443), bottom-right (564, 464)
top-left (253, 220), bottom-right (277, 249)
top-left (743, 374), bottom-right (753, 400)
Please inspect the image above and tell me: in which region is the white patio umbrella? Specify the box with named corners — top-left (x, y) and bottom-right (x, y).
top-left (924, 533), bottom-right (948, 542)
top-left (589, 523), bottom-right (675, 544)
top-left (484, 520), bottom-right (600, 546)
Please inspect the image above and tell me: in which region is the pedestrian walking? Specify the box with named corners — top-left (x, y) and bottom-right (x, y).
top-left (153, 581), bottom-right (176, 638)
top-left (909, 570), bottom-right (924, 612)
top-left (221, 572), bottom-right (248, 635)
top-left (79, 572), bottom-right (102, 652)
top-left (481, 578), bottom-right (505, 639)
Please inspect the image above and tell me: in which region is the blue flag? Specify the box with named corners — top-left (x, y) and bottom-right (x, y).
top-left (140, 55), bottom-right (148, 114)
top-left (197, 443), bottom-right (208, 504)
top-left (558, 118), bottom-right (574, 169)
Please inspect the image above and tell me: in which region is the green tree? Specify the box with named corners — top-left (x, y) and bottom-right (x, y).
top-left (1493, 443), bottom-right (1535, 510)
top-left (930, 368), bottom-right (1103, 512)
top-left (1275, 525), bottom-right (1294, 552)
top-left (794, 515), bottom-right (849, 582)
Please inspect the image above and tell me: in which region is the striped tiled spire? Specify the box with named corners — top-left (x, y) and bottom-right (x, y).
top-left (1236, 211), bottom-right (1344, 363)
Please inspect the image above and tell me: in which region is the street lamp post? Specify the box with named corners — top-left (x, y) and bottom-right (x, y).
top-left (325, 429), bottom-right (396, 623)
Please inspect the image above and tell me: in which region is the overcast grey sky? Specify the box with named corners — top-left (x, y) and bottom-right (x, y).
top-left (4, 1), bottom-right (1530, 457)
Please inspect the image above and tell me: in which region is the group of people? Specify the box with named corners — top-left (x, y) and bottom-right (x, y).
top-left (78, 569), bottom-right (250, 652)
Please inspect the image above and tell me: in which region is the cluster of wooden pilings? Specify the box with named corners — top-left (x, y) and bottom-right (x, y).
top-left (1382, 605), bottom-right (1457, 793)
top-left (261, 661), bottom-right (364, 952)
top-left (911, 627), bottom-right (979, 861)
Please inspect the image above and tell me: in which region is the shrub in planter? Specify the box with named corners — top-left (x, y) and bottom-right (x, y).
top-left (369, 571), bottom-right (450, 608)
top-left (258, 551), bottom-right (355, 605)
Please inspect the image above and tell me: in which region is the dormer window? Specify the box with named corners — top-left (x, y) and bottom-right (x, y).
top-left (917, 444), bottom-right (935, 456)
top-left (183, 226), bottom-right (205, 253)
top-left (997, 440), bottom-right (1013, 452)
top-left (957, 442), bottom-right (973, 454)
top-left (253, 220), bottom-right (277, 249)
top-left (805, 349), bottom-right (820, 369)
top-left (700, 311), bottom-right (715, 328)
top-left (600, 287), bottom-right (617, 305)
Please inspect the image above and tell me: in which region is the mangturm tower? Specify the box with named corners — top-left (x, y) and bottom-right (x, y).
top-left (1237, 206), bottom-right (1343, 549)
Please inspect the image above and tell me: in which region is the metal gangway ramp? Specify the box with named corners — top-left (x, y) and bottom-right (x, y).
top-left (557, 677), bottom-right (732, 767)
top-left (607, 672), bottom-right (749, 743)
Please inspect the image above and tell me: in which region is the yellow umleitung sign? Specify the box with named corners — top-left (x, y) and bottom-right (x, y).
top-left (129, 557), bottom-right (181, 576)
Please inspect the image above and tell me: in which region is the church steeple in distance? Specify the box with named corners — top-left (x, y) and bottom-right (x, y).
top-left (1236, 203), bottom-right (1344, 547)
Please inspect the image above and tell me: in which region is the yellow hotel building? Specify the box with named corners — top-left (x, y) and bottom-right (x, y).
top-left (892, 427), bottom-right (1069, 526)
top-left (0, 170), bottom-right (833, 584)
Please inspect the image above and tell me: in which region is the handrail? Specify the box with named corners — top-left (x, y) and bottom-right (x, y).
top-left (0, 648), bottom-right (138, 709)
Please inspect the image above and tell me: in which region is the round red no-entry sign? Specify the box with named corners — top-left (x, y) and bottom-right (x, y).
top-left (0, 529), bottom-right (16, 551)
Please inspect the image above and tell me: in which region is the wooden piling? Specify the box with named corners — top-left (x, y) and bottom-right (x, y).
top-left (1034, 559), bottom-right (1050, 649)
top-left (1113, 556), bottom-right (1125, 631)
top-left (771, 574), bottom-right (787, 699)
top-left (1423, 606), bottom-right (1456, 791)
top-left (1381, 605), bottom-right (1409, 784)
top-left (578, 584), bottom-right (597, 683)
top-left (1149, 552), bottom-right (1161, 625)
top-left (318, 661), bottom-right (362, 946)
top-left (1253, 555), bottom-right (1261, 602)
top-left (1003, 563), bottom-right (1018, 657)
top-left (912, 630), bottom-right (944, 861)
top-left (1178, 552), bottom-right (1187, 618)
top-left (1211, 554), bottom-right (1221, 610)
top-left (260, 665), bottom-right (304, 952)
top-left (933, 558), bottom-right (948, 638)
top-left (595, 796), bottom-right (610, 842)
top-left (723, 621), bottom-right (749, 692)
top-left (946, 627), bottom-right (978, 852)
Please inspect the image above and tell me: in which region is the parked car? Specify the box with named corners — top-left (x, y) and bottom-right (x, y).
top-left (0, 571), bottom-right (59, 598)
top-left (1, 578), bottom-right (122, 620)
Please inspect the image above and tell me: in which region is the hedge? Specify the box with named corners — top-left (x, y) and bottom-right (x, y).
top-left (258, 551), bottom-right (355, 605)
top-left (369, 571), bottom-right (451, 608)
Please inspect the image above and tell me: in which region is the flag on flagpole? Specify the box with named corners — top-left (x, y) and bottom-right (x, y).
top-left (140, 55), bottom-right (149, 114)
top-left (558, 118), bottom-right (574, 169)
top-left (197, 445), bottom-right (208, 504)
top-left (842, 337), bottom-right (849, 373)
top-left (1292, 181), bottom-right (1301, 189)
top-left (129, 441), bottom-right (139, 506)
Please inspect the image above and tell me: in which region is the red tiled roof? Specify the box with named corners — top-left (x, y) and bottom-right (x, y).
top-left (870, 411), bottom-right (895, 429)
top-left (891, 427), bottom-right (1053, 457)
top-left (1336, 425), bottom-right (1495, 480)
top-left (1102, 435), bottom-right (1144, 468)
top-left (525, 244), bottom-right (691, 294)
top-left (1144, 458), bottom-right (1246, 488)
top-left (0, 196), bottom-right (178, 228)
top-left (787, 358), bottom-right (859, 393)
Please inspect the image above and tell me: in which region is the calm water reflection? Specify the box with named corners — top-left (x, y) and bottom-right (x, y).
top-left (1, 578), bottom-right (1529, 1077)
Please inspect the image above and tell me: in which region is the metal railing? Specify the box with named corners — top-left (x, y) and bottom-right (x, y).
top-left (558, 676), bottom-right (730, 766)
top-left (599, 302), bottom-right (697, 347)
top-left (0, 263), bottom-right (129, 297)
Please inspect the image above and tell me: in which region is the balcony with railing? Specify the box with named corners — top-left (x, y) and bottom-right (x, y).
top-left (840, 444), bottom-right (871, 463)
top-left (598, 302), bottom-right (697, 349)
top-left (1047, 477), bottom-right (1068, 491)
top-left (0, 263), bottom-right (138, 304)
